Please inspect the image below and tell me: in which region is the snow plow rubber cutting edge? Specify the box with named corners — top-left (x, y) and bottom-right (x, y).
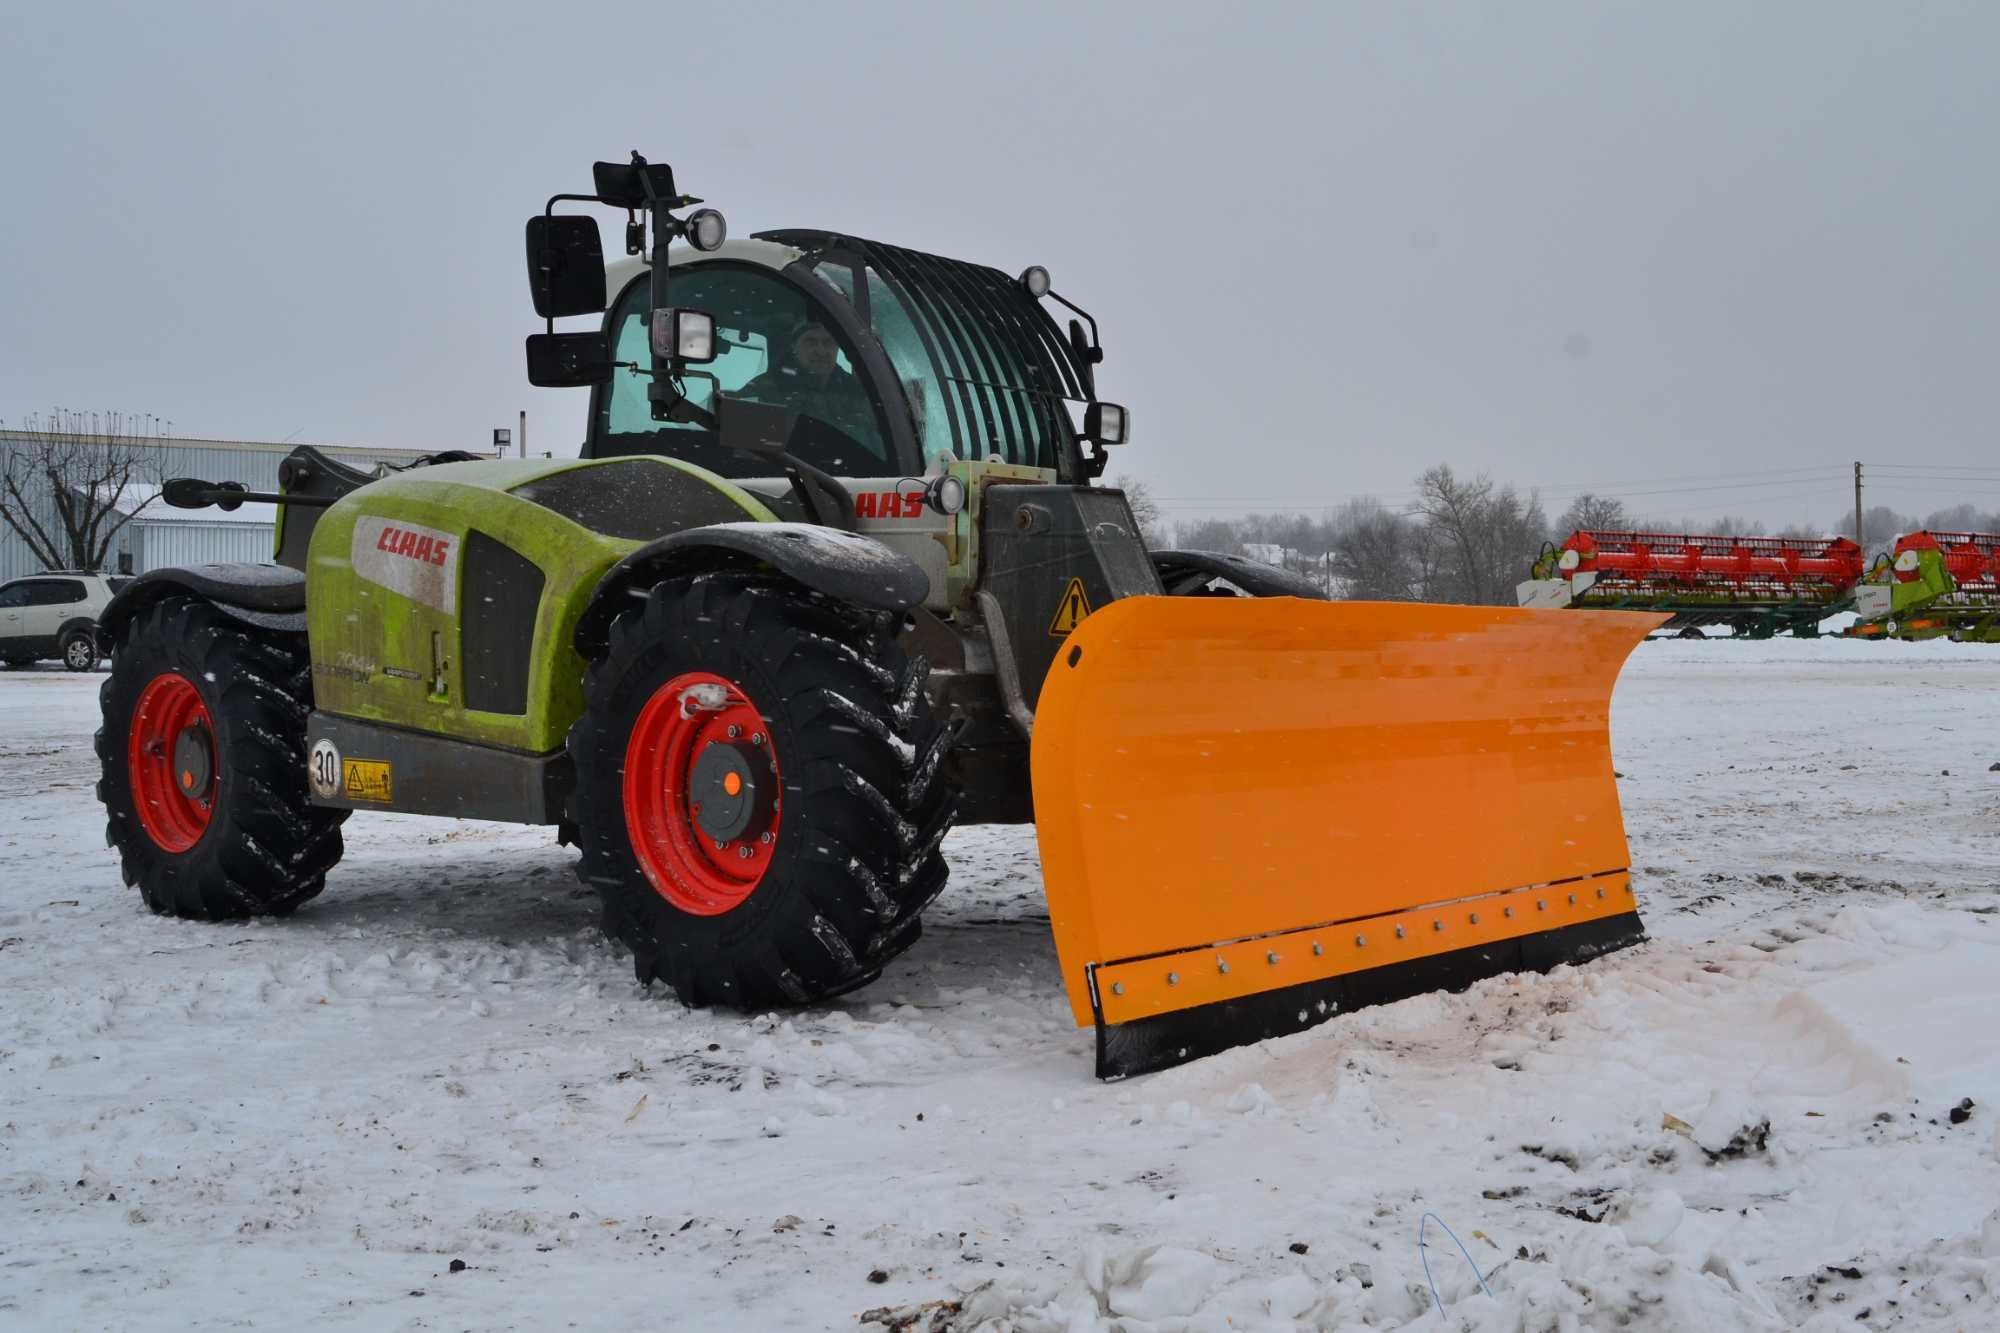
top-left (1032, 598), bottom-right (1666, 1078)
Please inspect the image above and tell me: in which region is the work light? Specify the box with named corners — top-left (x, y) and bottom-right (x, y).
top-left (926, 474), bottom-right (968, 515)
top-left (685, 208), bottom-right (728, 252)
top-left (652, 308), bottom-right (717, 363)
top-left (1085, 401), bottom-right (1129, 445)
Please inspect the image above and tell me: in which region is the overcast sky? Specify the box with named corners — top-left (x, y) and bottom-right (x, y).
top-left (3, 2), bottom-right (1996, 530)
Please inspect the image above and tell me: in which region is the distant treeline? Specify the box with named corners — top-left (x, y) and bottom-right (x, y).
top-left (1117, 470), bottom-right (2000, 607)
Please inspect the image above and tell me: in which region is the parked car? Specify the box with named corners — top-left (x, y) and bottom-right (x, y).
top-left (0, 572), bottom-right (132, 670)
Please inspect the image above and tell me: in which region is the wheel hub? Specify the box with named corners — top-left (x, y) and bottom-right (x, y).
top-left (689, 740), bottom-right (776, 843)
top-left (172, 724), bottom-right (215, 802)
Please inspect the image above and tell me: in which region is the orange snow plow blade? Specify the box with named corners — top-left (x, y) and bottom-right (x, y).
top-left (1030, 598), bottom-right (1665, 1078)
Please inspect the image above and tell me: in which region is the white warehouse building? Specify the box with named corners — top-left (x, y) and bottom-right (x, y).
top-left (113, 485), bottom-right (284, 571)
top-left (0, 432), bottom-right (446, 584)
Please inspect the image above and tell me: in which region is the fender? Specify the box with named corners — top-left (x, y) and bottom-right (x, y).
top-left (98, 563), bottom-right (308, 647)
top-left (55, 614), bottom-right (100, 644)
top-left (574, 521), bottom-right (929, 658)
top-left (1150, 549), bottom-right (1330, 600)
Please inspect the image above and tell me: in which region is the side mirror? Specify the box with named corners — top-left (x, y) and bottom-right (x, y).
top-left (1084, 401), bottom-right (1130, 446)
top-left (716, 396), bottom-right (791, 457)
top-left (525, 215), bottom-right (607, 318)
top-left (526, 332), bottom-right (612, 388)
top-left (1068, 317), bottom-right (1104, 367)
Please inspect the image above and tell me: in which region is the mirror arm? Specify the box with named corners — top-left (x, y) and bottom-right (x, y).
top-left (166, 483), bottom-right (336, 511)
top-left (1047, 290), bottom-right (1101, 360)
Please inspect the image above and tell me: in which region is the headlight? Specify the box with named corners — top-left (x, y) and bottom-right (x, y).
top-left (685, 208), bottom-right (728, 252)
top-left (652, 308), bottom-right (716, 363)
top-left (1019, 266), bottom-right (1051, 298)
top-left (926, 474), bottom-right (967, 516)
top-left (1084, 401), bottom-right (1129, 445)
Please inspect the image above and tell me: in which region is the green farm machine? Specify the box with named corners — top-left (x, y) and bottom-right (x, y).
top-left (93, 154), bottom-right (1658, 1077)
top-left (1849, 531), bottom-right (2000, 642)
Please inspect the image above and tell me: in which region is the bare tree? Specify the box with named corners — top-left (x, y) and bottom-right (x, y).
top-left (1856, 505), bottom-right (1917, 551)
top-left (1328, 499), bottom-right (1418, 600)
top-left (1922, 502), bottom-right (2000, 533)
top-left (0, 410), bottom-right (172, 571)
top-left (1110, 474), bottom-right (1170, 548)
top-left (1411, 465), bottom-right (1548, 605)
top-left (1171, 517), bottom-right (1247, 556)
top-left (1553, 492), bottom-right (1630, 537)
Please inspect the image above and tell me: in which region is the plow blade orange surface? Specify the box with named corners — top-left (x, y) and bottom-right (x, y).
top-left (1030, 598), bottom-right (1664, 1078)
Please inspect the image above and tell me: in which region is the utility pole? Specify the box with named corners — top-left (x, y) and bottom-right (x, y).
top-left (1853, 461), bottom-right (1864, 547)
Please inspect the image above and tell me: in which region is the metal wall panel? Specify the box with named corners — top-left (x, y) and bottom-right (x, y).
top-left (128, 521), bottom-right (277, 571)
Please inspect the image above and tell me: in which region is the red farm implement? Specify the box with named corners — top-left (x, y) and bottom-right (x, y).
top-left (1520, 530), bottom-right (1866, 639)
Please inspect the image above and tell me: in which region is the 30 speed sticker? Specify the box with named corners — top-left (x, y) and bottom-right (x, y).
top-left (308, 739), bottom-right (342, 799)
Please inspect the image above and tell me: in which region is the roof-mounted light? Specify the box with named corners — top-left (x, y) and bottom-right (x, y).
top-left (685, 208), bottom-right (728, 252)
top-left (1019, 266), bottom-right (1051, 298)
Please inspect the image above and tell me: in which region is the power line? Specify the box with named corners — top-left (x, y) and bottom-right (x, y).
top-left (1152, 463), bottom-right (1849, 505)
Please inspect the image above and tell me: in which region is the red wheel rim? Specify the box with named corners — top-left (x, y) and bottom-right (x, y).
top-left (127, 672), bottom-right (217, 853)
top-left (623, 670), bottom-right (782, 915)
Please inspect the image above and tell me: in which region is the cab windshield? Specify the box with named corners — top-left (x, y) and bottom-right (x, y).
top-left (594, 263), bottom-right (899, 477)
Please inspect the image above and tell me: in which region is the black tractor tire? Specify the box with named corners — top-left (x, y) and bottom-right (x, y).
top-left (96, 596), bottom-right (348, 918)
top-left (62, 629), bottom-right (101, 672)
top-left (569, 573), bottom-right (955, 1009)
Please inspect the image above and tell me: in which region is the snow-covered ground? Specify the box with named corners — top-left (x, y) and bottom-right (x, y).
top-left (4, 639), bottom-right (1999, 1331)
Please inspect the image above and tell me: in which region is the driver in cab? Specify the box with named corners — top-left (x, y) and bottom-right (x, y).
top-left (739, 323), bottom-right (873, 437)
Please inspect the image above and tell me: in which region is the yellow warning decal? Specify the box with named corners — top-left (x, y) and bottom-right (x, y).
top-left (1048, 576), bottom-right (1093, 637)
top-left (343, 759), bottom-right (393, 803)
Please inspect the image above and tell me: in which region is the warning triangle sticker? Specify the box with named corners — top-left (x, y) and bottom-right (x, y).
top-left (1048, 577), bottom-right (1093, 637)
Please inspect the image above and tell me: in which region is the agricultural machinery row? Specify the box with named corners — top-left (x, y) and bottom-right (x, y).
top-left (1520, 528), bottom-right (2000, 642)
